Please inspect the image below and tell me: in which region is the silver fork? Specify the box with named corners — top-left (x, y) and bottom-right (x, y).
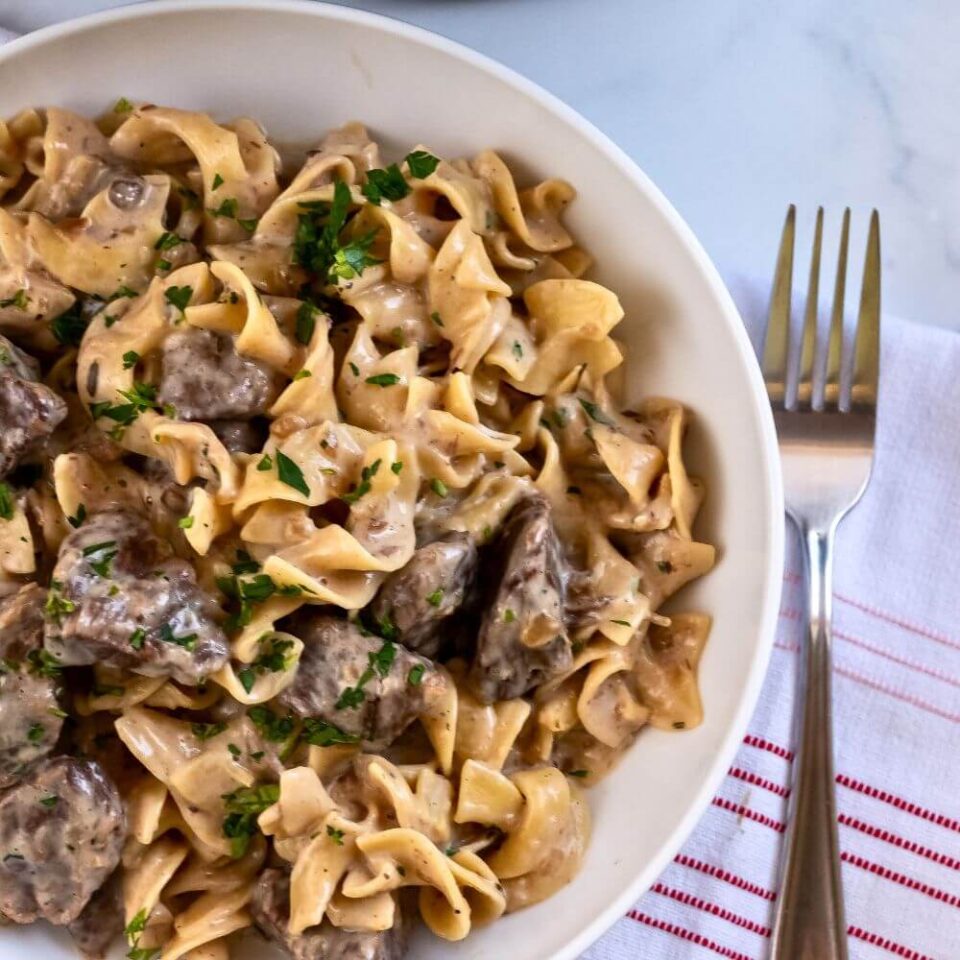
top-left (763, 206), bottom-right (880, 960)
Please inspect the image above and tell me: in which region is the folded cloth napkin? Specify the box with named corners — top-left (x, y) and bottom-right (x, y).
top-left (1, 26), bottom-right (956, 960)
top-left (586, 283), bottom-right (960, 960)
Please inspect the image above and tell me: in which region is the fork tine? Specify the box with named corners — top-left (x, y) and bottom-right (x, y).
top-left (763, 205), bottom-right (796, 409)
top-left (796, 207), bottom-right (823, 409)
top-left (823, 208), bottom-right (850, 411)
top-left (850, 210), bottom-right (881, 412)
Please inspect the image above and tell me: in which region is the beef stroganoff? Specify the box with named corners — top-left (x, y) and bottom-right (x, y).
top-left (0, 101), bottom-right (716, 959)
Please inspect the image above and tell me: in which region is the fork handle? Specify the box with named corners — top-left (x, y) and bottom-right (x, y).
top-left (771, 524), bottom-right (848, 960)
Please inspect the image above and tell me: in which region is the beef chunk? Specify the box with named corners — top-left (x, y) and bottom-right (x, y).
top-left (250, 868), bottom-right (408, 960)
top-left (370, 533), bottom-right (478, 657)
top-left (468, 495), bottom-right (571, 703)
top-left (156, 327), bottom-right (283, 421)
top-left (276, 613), bottom-right (443, 749)
top-left (66, 869), bottom-right (122, 958)
top-left (0, 757), bottom-right (125, 925)
top-left (0, 584), bottom-right (64, 788)
top-left (0, 335), bottom-right (67, 478)
top-left (209, 417), bottom-right (269, 454)
top-left (44, 509), bottom-right (228, 685)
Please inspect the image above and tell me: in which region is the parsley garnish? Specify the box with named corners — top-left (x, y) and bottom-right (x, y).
top-left (326, 824), bottom-right (345, 845)
top-left (276, 450), bottom-right (310, 496)
top-left (429, 478), bottom-right (448, 497)
top-left (303, 718), bottom-right (360, 747)
top-left (237, 635), bottom-right (294, 693)
top-left (113, 97), bottom-right (134, 114)
top-left (0, 289), bottom-right (28, 310)
top-left (38, 794), bottom-right (58, 808)
top-left (0, 483), bottom-right (13, 521)
top-left (232, 550), bottom-right (260, 575)
top-left (293, 369), bottom-right (311, 381)
top-left (295, 301), bottom-right (318, 345)
top-left (27, 648), bottom-right (62, 678)
top-left (362, 164), bottom-right (410, 206)
top-left (406, 150), bottom-right (440, 178)
top-left (611, 619), bottom-right (631, 627)
top-left (178, 516), bottom-right (194, 529)
top-left (247, 706), bottom-right (295, 743)
top-left (512, 340), bottom-right (523, 359)
top-left (211, 173), bottom-right (224, 191)
top-left (227, 743), bottom-right (241, 758)
top-left (656, 560), bottom-right (674, 574)
top-left (154, 231), bottom-right (181, 252)
top-left (335, 640), bottom-right (395, 710)
top-left (342, 458), bottom-right (381, 505)
top-left (27, 723), bottom-right (44, 743)
top-left (164, 285), bottom-right (193, 314)
top-left (407, 664), bottom-right (425, 686)
top-left (82, 539), bottom-right (118, 578)
top-left (430, 310), bottom-right (444, 327)
top-left (221, 783), bottom-right (279, 858)
top-left (391, 461), bottom-right (403, 475)
top-left (568, 769), bottom-right (589, 778)
top-left (122, 350), bottom-right (140, 370)
top-left (209, 197), bottom-right (238, 219)
top-left (579, 398), bottom-right (615, 426)
top-left (50, 302), bottom-right (87, 346)
top-left (191, 721), bottom-right (227, 741)
top-left (503, 608), bottom-right (516, 623)
top-left (129, 628), bottom-right (146, 650)
top-left (256, 454), bottom-right (273, 472)
top-left (365, 373), bottom-right (401, 387)
top-left (158, 622), bottom-right (197, 652)
top-left (67, 503), bottom-right (87, 528)
top-left (348, 362), bottom-right (360, 377)
top-left (426, 589), bottom-right (443, 608)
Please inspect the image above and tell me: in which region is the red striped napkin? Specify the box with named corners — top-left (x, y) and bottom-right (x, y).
top-left (586, 303), bottom-right (960, 960)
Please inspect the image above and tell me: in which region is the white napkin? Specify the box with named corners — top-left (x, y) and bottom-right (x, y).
top-left (1, 25), bottom-right (956, 960)
top-left (586, 294), bottom-right (960, 960)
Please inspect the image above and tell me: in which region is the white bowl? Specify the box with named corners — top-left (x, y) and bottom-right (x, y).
top-left (0, 3), bottom-right (784, 958)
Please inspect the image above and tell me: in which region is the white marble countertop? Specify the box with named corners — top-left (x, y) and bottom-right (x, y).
top-left (1, 0), bottom-right (954, 328)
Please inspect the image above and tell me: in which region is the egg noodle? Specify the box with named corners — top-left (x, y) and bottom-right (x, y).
top-left (0, 102), bottom-right (715, 958)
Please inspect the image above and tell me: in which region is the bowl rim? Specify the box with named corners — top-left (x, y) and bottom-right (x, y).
top-left (0, 2), bottom-right (785, 956)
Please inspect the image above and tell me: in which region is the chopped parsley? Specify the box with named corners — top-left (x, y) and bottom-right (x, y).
top-left (247, 706), bottom-right (295, 743)
top-left (27, 648), bottom-right (62, 678)
top-left (326, 824), bottom-right (345, 845)
top-left (342, 458), bottom-right (381, 505)
top-left (276, 450), bottom-right (310, 496)
top-left (430, 310), bottom-right (444, 327)
top-left (122, 350), bottom-right (140, 370)
top-left (211, 173), bottom-right (224, 191)
top-left (579, 398), bottom-right (615, 426)
top-left (656, 560), bottom-right (674, 574)
top-left (0, 289), bottom-right (28, 310)
top-left (82, 539), bottom-right (118, 578)
top-left (503, 608), bottom-right (516, 624)
top-left (293, 180), bottom-right (380, 284)
top-left (232, 550), bottom-right (260, 575)
top-left (158, 622), bottom-right (197, 652)
top-left (426, 589), bottom-right (443, 608)
top-left (407, 664), bottom-right (425, 687)
top-left (129, 628), bottom-right (146, 650)
top-left (67, 503), bottom-right (87, 528)
top-left (568, 769), bottom-right (589, 778)
top-left (0, 482), bottom-right (13, 521)
top-left (406, 150), bottom-right (440, 178)
top-left (208, 197), bottom-right (238, 219)
top-left (178, 515), bottom-right (194, 529)
top-left (154, 231), bottom-right (182, 252)
top-left (302, 718), bottom-right (360, 747)
top-left (293, 369), bottom-right (311, 381)
top-left (365, 373), bottom-right (401, 387)
top-left (221, 783), bottom-right (279, 858)
top-left (113, 97), bottom-right (134, 114)
top-left (191, 721), bottom-right (227, 741)
top-left (335, 639), bottom-right (396, 710)
top-left (27, 723), bottom-right (44, 743)
top-left (361, 163), bottom-right (410, 206)
top-left (256, 454), bottom-right (273, 471)
top-left (38, 794), bottom-right (58, 808)
top-left (512, 340), bottom-right (523, 359)
top-left (227, 743), bottom-right (241, 758)
top-left (348, 361), bottom-right (360, 377)
top-left (50, 302), bottom-right (87, 346)
top-left (237, 635), bottom-right (295, 693)
top-left (390, 461), bottom-right (403, 475)
top-left (429, 478), bottom-right (448, 497)
top-left (295, 301), bottom-right (318, 344)
top-left (164, 285), bottom-right (193, 314)
top-left (611, 619), bottom-right (631, 627)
